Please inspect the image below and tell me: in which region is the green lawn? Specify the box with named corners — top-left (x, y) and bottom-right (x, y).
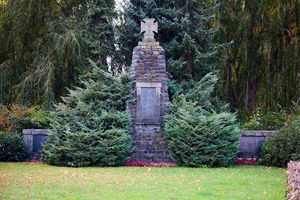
top-left (0, 163), bottom-right (285, 200)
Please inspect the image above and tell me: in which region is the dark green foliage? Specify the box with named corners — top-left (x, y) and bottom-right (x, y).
top-left (0, 0), bottom-right (116, 107)
top-left (165, 73), bottom-right (240, 167)
top-left (42, 61), bottom-right (132, 167)
top-left (217, 0), bottom-right (300, 115)
top-left (118, 0), bottom-right (225, 83)
top-left (261, 116), bottom-right (300, 167)
top-left (0, 132), bottom-right (30, 161)
top-left (259, 113), bottom-right (286, 130)
top-left (291, 102), bottom-right (300, 116)
top-left (44, 128), bottom-right (131, 167)
top-left (243, 111), bottom-right (286, 131)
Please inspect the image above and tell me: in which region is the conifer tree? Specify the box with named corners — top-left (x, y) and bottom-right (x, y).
top-left (117, 0), bottom-right (224, 83)
top-left (165, 72), bottom-right (240, 167)
top-left (42, 61), bottom-right (132, 167)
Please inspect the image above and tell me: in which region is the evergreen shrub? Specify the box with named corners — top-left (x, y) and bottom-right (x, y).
top-left (0, 105), bottom-right (49, 133)
top-left (261, 116), bottom-right (300, 167)
top-left (243, 110), bottom-right (285, 131)
top-left (0, 132), bottom-right (30, 161)
top-left (42, 62), bottom-right (132, 167)
top-left (165, 73), bottom-right (240, 167)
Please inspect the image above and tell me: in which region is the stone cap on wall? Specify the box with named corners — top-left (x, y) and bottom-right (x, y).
top-left (23, 129), bottom-right (50, 155)
top-left (22, 129), bottom-right (50, 135)
top-left (241, 130), bottom-right (274, 137)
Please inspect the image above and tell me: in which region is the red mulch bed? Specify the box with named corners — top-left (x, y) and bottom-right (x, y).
top-left (126, 161), bottom-right (176, 167)
top-left (234, 158), bottom-right (258, 165)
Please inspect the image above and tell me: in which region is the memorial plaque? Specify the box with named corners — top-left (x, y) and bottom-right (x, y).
top-left (140, 87), bottom-right (159, 120)
top-left (136, 82), bottom-right (161, 124)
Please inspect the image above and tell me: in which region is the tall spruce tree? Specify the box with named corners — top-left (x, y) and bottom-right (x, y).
top-left (117, 0), bottom-right (225, 84)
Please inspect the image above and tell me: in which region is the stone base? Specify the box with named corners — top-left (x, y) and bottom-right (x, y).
top-left (130, 124), bottom-right (172, 162)
top-left (138, 41), bottom-right (159, 46)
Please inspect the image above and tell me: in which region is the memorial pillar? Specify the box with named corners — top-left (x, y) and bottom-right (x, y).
top-left (129, 18), bottom-right (171, 162)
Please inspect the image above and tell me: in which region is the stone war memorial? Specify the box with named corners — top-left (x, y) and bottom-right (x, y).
top-left (129, 18), bottom-right (171, 162)
top-left (19, 19), bottom-right (272, 164)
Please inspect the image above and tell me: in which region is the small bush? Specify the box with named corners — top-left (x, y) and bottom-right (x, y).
top-left (0, 105), bottom-right (49, 133)
top-left (260, 112), bottom-right (286, 130)
top-left (261, 116), bottom-right (300, 167)
top-left (43, 128), bottom-right (132, 167)
top-left (165, 73), bottom-right (240, 167)
top-left (11, 106), bottom-right (49, 133)
top-left (243, 110), bottom-right (285, 131)
top-left (0, 132), bottom-right (30, 161)
top-left (0, 107), bottom-right (13, 132)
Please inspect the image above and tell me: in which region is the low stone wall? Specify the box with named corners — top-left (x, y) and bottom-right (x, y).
top-left (238, 131), bottom-right (274, 159)
top-left (22, 129), bottom-right (273, 160)
top-left (23, 129), bottom-right (50, 155)
top-left (287, 161), bottom-right (300, 200)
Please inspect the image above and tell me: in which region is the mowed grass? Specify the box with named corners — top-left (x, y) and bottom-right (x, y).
top-left (0, 163), bottom-right (285, 200)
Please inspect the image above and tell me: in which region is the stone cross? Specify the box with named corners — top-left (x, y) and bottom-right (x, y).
top-left (141, 18), bottom-right (158, 41)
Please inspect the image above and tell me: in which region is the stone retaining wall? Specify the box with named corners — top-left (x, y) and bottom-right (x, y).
top-left (287, 161), bottom-right (300, 200)
top-left (22, 129), bottom-right (274, 160)
top-left (23, 129), bottom-right (50, 154)
top-left (238, 131), bottom-right (274, 159)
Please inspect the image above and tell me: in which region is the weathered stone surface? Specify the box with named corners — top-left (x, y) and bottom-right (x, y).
top-left (287, 161), bottom-right (300, 200)
top-left (129, 19), bottom-right (171, 162)
top-left (238, 131), bottom-right (274, 159)
top-left (23, 129), bottom-right (49, 155)
top-left (140, 18), bottom-right (157, 42)
top-left (140, 87), bottom-right (159, 120)
top-left (135, 82), bottom-right (162, 125)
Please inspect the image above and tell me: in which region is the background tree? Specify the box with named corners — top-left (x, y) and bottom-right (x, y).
top-left (217, 0), bottom-right (300, 116)
top-left (119, 0), bottom-right (300, 117)
top-left (1, 0), bottom-right (299, 118)
top-left (117, 0), bottom-right (225, 86)
top-left (0, 0), bottom-right (116, 107)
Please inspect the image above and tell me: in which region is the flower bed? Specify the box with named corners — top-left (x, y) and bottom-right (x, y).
top-left (235, 158), bottom-right (258, 165)
top-left (27, 159), bottom-right (41, 164)
top-left (287, 161), bottom-right (300, 200)
top-left (126, 161), bottom-right (176, 167)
